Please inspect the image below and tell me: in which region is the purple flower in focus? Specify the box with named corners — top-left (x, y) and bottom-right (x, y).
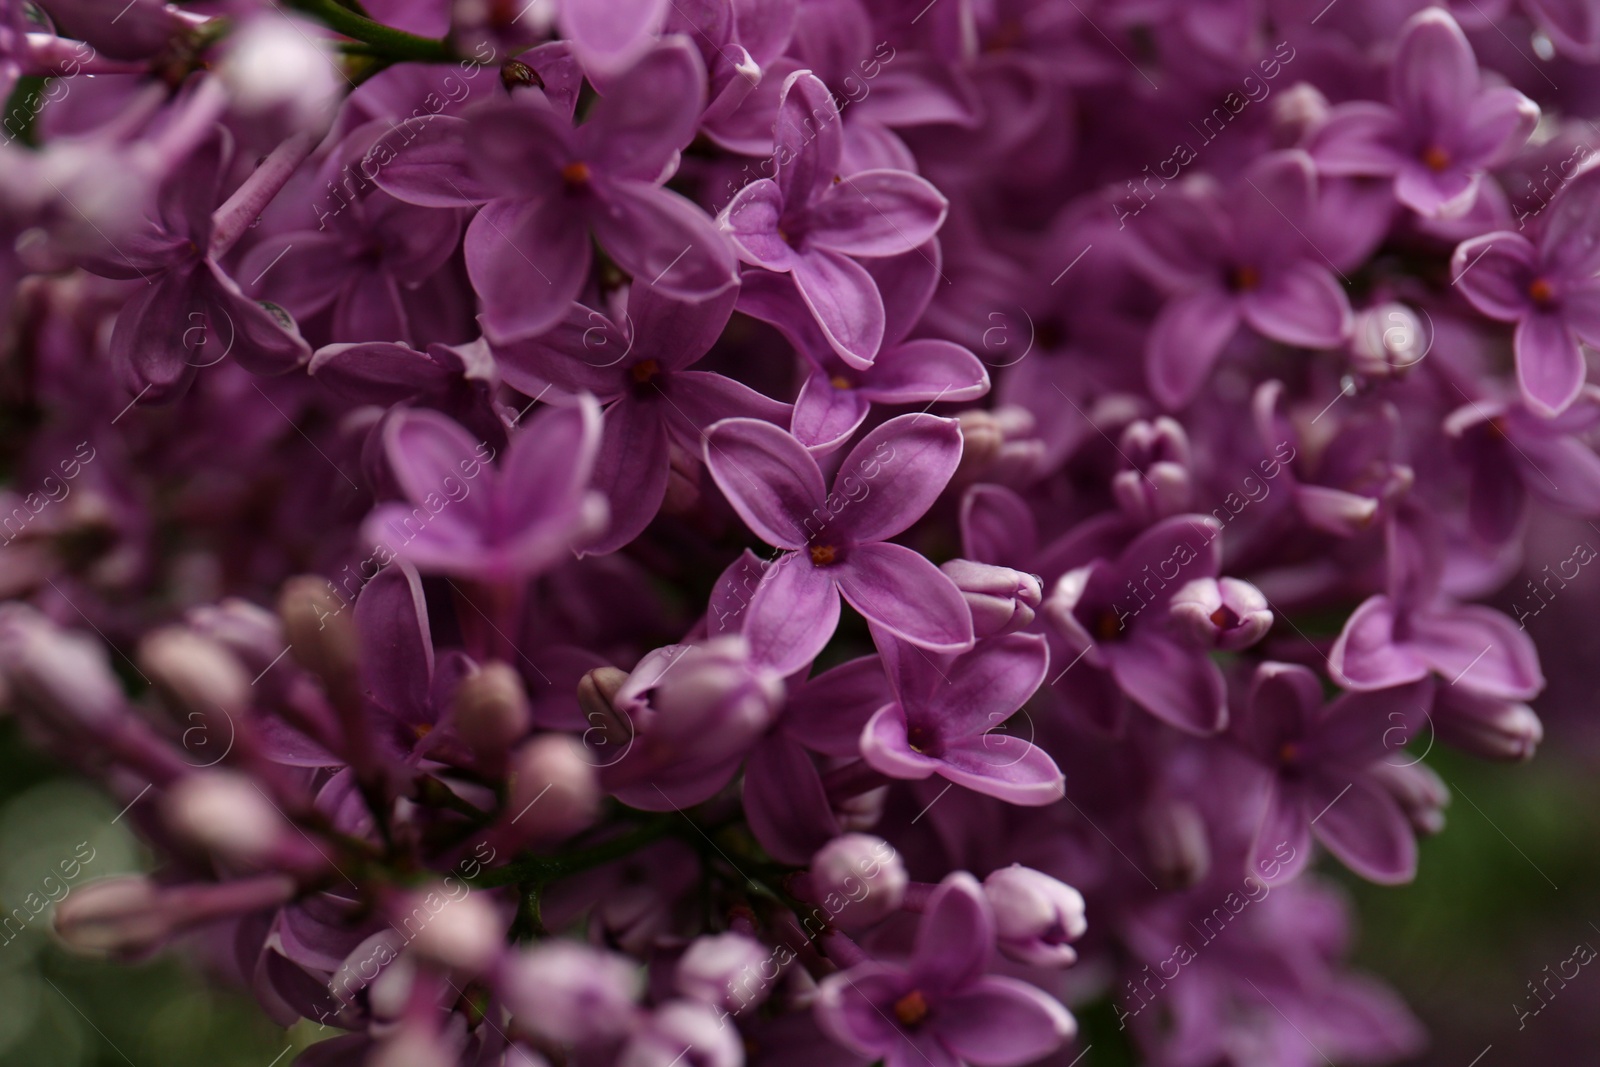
top-left (861, 628), bottom-right (1063, 806)
top-left (719, 70), bottom-right (950, 365)
top-left (361, 401), bottom-right (606, 581)
top-left (1124, 151), bottom-right (1353, 409)
top-left (1307, 8), bottom-right (1538, 219)
top-left (1043, 515), bottom-right (1230, 734)
top-left (703, 413), bottom-right (974, 673)
top-left (374, 39), bottom-right (738, 342)
top-left (816, 872), bottom-right (1076, 1067)
top-left (1234, 662), bottom-right (1435, 884)
top-left (1450, 166), bottom-right (1600, 416)
top-left (492, 281), bottom-right (790, 554)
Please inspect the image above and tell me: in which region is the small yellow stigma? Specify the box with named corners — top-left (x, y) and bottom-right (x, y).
top-left (1095, 610), bottom-right (1123, 641)
top-left (1528, 277), bottom-right (1557, 306)
top-left (1232, 264), bottom-right (1261, 292)
top-left (630, 359), bottom-right (661, 384)
top-left (830, 375), bottom-right (854, 390)
top-left (809, 544), bottom-right (837, 566)
top-left (893, 989), bottom-right (931, 1027)
top-left (1278, 740), bottom-right (1300, 765)
top-left (1421, 145), bottom-right (1451, 172)
top-left (562, 161), bottom-right (592, 186)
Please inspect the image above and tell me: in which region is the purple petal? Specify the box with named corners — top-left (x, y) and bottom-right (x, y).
top-left (591, 180), bottom-right (738, 301)
top-left (625, 280), bottom-right (738, 371)
top-left (1515, 311), bottom-right (1586, 417)
top-left (1527, 0), bottom-right (1600, 57)
top-left (1307, 102), bottom-right (1405, 177)
top-left (466, 198), bottom-right (590, 342)
top-left (1238, 661), bottom-right (1322, 761)
top-left (927, 633), bottom-right (1049, 739)
top-left (704, 417), bottom-right (826, 549)
top-left (355, 561), bottom-right (434, 727)
top-left (745, 557), bottom-right (842, 674)
top-left (1328, 595), bottom-right (1431, 691)
top-left (1106, 632), bottom-right (1227, 734)
top-left (1239, 262), bottom-right (1352, 349)
top-left (863, 241), bottom-right (941, 348)
top-left (1251, 781), bottom-right (1312, 886)
top-left (958, 484), bottom-right (1037, 567)
top-left (793, 248), bottom-right (888, 365)
top-left (557, 0), bottom-right (668, 76)
top-left (1540, 167), bottom-right (1600, 276)
top-left (832, 413), bottom-right (963, 543)
top-left (660, 371), bottom-right (792, 447)
top-left (108, 267), bottom-right (203, 402)
top-left (743, 735), bottom-right (840, 864)
top-left (371, 116), bottom-right (495, 208)
top-left (722, 179), bottom-right (799, 270)
top-left (587, 399), bottom-right (670, 555)
top-left (815, 963), bottom-right (915, 1058)
top-left (1310, 775), bottom-right (1417, 884)
top-left (1408, 604), bottom-right (1544, 699)
top-left (1394, 163), bottom-right (1478, 220)
top-left (785, 654), bottom-right (892, 757)
top-left (859, 340), bottom-right (989, 404)
top-left (1455, 85), bottom-right (1539, 169)
top-left (499, 398), bottom-right (602, 537)
top-left (1146, 288), bottom-right (1240, 409)
top-left (807, 170), bottom-right (949, 258)
top-left (1390, 9), bottom-right (1478, 136)
top-left (309, 342), bottom-right (455, 405)
top-left (835, 542), bottom-right (975, 654)
top-left (1315, 678), bottom-right (1435, 768)
top-left (909, 873), bottom-right (992, 994)
top-left (936, 735), bottom-right (1064, 806)
top-left (581, 39), bottom-right (706, 180)
top-left (462, 103), bottom-right (574, 201)
top-left (1451, 231), bottom-right (1538, 321)
top-left (793, 368), bottom-right (872, 453)
top-left (775, 71), bottom-right (843, 206)
top-left (936, 977), bottom-right (1075, 1065)
top-left (861, 702), bottom-right (943, 780)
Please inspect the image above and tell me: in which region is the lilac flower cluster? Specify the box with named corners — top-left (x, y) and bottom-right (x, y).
top-left (0, 1), bottom-right (1594, 1065)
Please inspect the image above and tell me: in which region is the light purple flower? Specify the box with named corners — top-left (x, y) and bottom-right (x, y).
top-left (702, 413), bottom-right (974, 673)
top-left (1308, 8), bottom-right (1538, 219)
top-left (1234, 662), bottom-right (1435, 885)
top-left (861, 628), bottom-right (1061, 806)
top-left (815, 872), bottom-right (1076, 1067)
top-left (374, 39), bottom-right (738, 341)
top-left (1451, 167), bottom-right (1600, 416)
top-left (719, 70), bottom-right (949, 365)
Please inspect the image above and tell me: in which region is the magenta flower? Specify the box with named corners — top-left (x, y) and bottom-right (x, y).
top-left (492, 281), bottom-right (790, 554)
top-left (374, 39), bottom-right (738, 342)
top-left (361, 401), bottom-right (606, 581)
top-left (861, 629), bottom-right (1064, 806)
top-left (1450, 167), bottom-right (1600, 416)
top-left (703, 414), bottom-right (974, 673)
top-left (1234, 663), bottom-right (1435, 885)
top-left (1124, 151), bottom-right (1353, 409)
top-left (816, 872), bottom-right (1076, 1067)
top-left (1308, 9), bottom-right (1538, 219)
top-left (718, 70), bottom-right (949, 365)
top-left (1043, 515), bottom-right (1230, 734)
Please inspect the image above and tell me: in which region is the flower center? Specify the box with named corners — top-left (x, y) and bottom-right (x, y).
top-left (1422, 145), bottom-right (1451, 172)
top-left (809, 544), bottom-right (837, 566)
top-left (562, 161), bottom-right (592, 187)
top-left (1528, 277), bottom-right (1557, 306)
top-left (1277, 740), bottom-right (1301, 766)
top-left (906, 723), bottom-right (935, 754)
top-left (630, 359), bottom-right (661, 385)
top-left (1230, 265), bottom-right (1260, 292)
top-left (830, 375), bottom-right (853, 390)
top-left (1209, 604), bottom-right (1241, 630)
top-left (1094, 609), bottom-right (1124, 641)
top-left (893, 989), bottom-right (930, 1027)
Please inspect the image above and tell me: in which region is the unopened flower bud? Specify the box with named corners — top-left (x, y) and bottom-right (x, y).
top-left (398, 885), bottom-right (504, 974)
top-left (278, 575), bottom-right (360, 708)
top-left (55, 874), bottom-right (296, 960)
top-left (620, 1001), bottom-right (743, 1067)
top-left (1169, 577), bottom-right (1272, 651)
top-left (676, 932), bottom-right (770, 1011)
top-left (219, 18), bottom-right (340, 134)
top-left (139, 627), bottom-right (252, 719)
top-left (1140, 799), bottom-right (1210, 889)
top-left (940, 560), bottom-right (1043, 638)
top-left (1369, 761), bottom-right (1450, 837)
top-left (983, 865), bottom-right (1086, 968)
top-left (164, 771), bottom-right (291, 865)
top-left (1112, 417), bottom-right (1193, 523)
top-left (505, 735), bottom-right (600, 843)
top-left (1433, 686), bottom-right (1542, 761)
top-left (809, 834), bottom-right (907, 928)
top-left (0, 604), bottom-right (126, 728)
top-left (452, 661), bottom-right (532, 759)
top-left (1271, 82), bottom-right (1330, 145)
top-left (502, 941), bottom-right (642, 1046)
top-left (955, 410), bottom-right (1005, 480)
top-left (577, 665), bottom-right (631, 748)
top-left (1351, 303), bottom-right (1428, 377)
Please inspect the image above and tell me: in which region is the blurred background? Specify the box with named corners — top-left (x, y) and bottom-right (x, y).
top-left (2, 551), bottom-right (1597, 1067)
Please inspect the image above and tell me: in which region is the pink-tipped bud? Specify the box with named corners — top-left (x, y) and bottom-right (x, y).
top-left (1351, 303), bottom-right (1428, 377)
top-left (983, 865), bottom-right (1087, 968)
top-left (1112, 418), bottom-right (1193, 523)
top-left (501, 942), bottom-right (642, 1046)
top-left (452, 662), bottom-right (532, 760)
top-left (139, 626), bottom-right (252, 719)
top-left (940, 560), bottom-right (1043, 638)
top-left (1271, 82), bottom-right (1330, 145)
top-left (0, 604), bottom-right (125, 728)
top-left (675, 932), bottom-right (771, 1012)
top-left (398, 886), bottom-right (504, 974)
top-left (505, 735), bottom-right (600, 844)
top-left (809, 833), bottom-right (908, 929)
top-left (1370, 761), bottom-right (1450, 837)
top-left (164, 771), bottom-right (292, 866)
top-left (1169, 577), bottom-right (1273, 651)
top-left (1434, 686), bottom-right (1542, 762)
top-left (619, 1001), bottom-right (743, 1067)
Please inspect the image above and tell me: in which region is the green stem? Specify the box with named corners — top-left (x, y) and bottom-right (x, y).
top-left (284, 0), bottom-right (457, 62)
top-left (468, 816), bottom-right (680, 889)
